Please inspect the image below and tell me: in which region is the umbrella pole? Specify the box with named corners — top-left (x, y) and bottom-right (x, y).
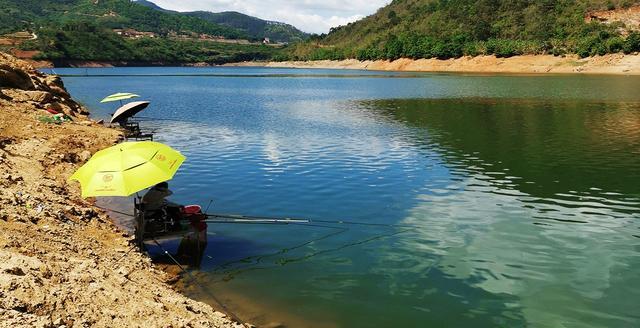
top-left (134, 194), bottom-right (145, 250)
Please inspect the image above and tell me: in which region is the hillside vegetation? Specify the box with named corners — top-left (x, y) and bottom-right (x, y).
top-left (289, 0), bottom-right (640, 60)
top-left (133, 0), bottom-right (308, 43)
top-left (0, 0), bottom-right (244, 38)
top-left (0, 0), bottom-right (284, 64)
top-left (185, 11), bottom-right (308, 43)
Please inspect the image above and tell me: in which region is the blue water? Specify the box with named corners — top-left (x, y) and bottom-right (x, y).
top-left (49, 67), bottom-right (640, 328)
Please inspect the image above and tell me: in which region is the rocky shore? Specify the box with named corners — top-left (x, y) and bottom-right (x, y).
top-left (0, 53), bottom-right (245, 328)
top-left (228, 53), bottom-right (640, 75)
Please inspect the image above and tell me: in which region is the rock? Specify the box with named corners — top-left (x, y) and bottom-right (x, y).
top-left (4, 267), bottom-right (25, 276)
top-left (42, 76), bottom-right (70, 98)
top-left (1, 89), bottom-right (52, 104)
top-left (78, 151), bottom-right (91, 162)
top-left (23, 91), bottom-right (53, 103)
top-left (1, 89), bottom-right (31, 102)
top-left (0, 64), bottom-right (34, 90)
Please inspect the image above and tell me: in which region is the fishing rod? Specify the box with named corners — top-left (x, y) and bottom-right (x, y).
top-left (204, 212), bottom-right (422, 229)
top-left (134, 116), bottom-right (200, 124)
top-left (95, 205), bottom-right (421, 230)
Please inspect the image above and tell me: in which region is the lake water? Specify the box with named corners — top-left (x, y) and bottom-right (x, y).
top-left (48, 67), bottom-right (640, 328)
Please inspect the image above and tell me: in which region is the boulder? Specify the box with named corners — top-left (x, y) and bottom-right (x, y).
top-left (23, 91), bottom-right (53, 103)
top-left (0, 90), bottom-right (53, 104)
top-left (0, 65), bottom-right (34, 90)
top-left (40, 75), bottom-right (70, 98)
top-left (0, 89), bottom-right (30, 102)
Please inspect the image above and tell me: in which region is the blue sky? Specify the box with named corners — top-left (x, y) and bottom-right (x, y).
top-left (145, 0), bottom-right (390, 34)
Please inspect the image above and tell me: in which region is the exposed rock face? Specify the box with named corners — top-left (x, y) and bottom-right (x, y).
top-left (0, 52), bottom-right (88, 116)
top-left (586, 5), bottom-right (640, 35)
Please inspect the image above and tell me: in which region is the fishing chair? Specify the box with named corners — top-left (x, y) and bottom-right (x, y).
top-left (134, 198), bottom-right (174, 248)
top-left (123, 121), bottom-right (154, 141)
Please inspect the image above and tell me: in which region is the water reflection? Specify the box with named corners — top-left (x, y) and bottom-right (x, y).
top-left (363, 98), bottom-right (640, 327)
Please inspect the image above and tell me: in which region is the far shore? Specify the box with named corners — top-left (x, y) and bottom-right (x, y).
top-left (226, 54), bottom-right (640, 75)
top-left (25, 53), bottom-right (640, 75)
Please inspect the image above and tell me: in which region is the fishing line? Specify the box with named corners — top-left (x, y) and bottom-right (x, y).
top-left (150, 238), bottom-right (248, 327)
top-left (95, 204), bottom-right (135, 217)
top-left (110, 243), bottom-right (138, 269)
top-left (206, 228), bottom-right (413, 285)
top-left (211, 224), bottom-right (348, 273)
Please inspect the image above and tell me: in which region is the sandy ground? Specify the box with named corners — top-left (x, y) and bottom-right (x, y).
top-left (0, 53), bottom-right (247, 327)
top-left (228, 54), bottom-right (640, 74)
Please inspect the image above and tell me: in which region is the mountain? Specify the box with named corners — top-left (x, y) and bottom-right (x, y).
top-left (132, 0), bottom-right (174, 13)
top-left (0, 0), bottom-right (285, 64)
top-left (134, 1), bottom-right (309, 43)
top-left (184, 11), bottom-right (308, 43)
top-left (290, 0), bottom-right (640, 60)
top-left (0, 0), bottom-right (245, 38)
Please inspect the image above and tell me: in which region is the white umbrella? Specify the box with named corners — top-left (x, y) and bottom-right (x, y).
top-left (110, 101), bottom-right (150, 124)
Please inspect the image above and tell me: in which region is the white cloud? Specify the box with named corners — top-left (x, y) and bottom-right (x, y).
top-left (145, 0), bottom-right (390, 34)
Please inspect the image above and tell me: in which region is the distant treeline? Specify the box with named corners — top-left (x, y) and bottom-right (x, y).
top-left (19, 21), bottom-right (281, 64)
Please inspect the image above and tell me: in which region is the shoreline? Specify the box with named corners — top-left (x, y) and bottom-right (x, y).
top-left (227, 54), bottom-right (640, 75)
top-left (24, 53), bottom-right (640, 75)
top-left (0, 52), bottom-right (247, 327)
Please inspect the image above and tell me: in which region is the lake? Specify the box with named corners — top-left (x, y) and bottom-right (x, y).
top-left (47, 67), bottom-right (640, 328)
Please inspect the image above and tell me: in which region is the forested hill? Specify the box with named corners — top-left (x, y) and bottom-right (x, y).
top-left (290, 0), bottom-right (640, 60)
top-left (133, 0), bottom-right (308, 43)
top-left (0, 0), bottom-right (287, 64)
top-left (184, 11), bottom-right (309, 44)
top-left (0, 0), bottom-right (244, 38)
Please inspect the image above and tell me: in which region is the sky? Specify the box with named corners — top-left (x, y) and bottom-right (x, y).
top-left (145, 0), bottom-right (391, 34)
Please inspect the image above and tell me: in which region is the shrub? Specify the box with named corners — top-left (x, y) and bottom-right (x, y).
top-left (623, 32), bottom-right (640, 53)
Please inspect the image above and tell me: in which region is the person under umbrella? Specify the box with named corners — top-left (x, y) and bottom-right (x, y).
top-left (142, 181), bottom-right (184, 229)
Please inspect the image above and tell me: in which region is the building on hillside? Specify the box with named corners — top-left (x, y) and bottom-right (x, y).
top-left (113, 29), bottom-right (156, 39)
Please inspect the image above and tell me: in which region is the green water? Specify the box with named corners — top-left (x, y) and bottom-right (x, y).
top-left (52, 68), bottom-right (640, 327)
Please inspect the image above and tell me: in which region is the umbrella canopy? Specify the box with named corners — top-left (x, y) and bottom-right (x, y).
top-left (100, 93), bottom-right (140, 103)
top-left (69, 141), bottom-right (186, 198)
top-left (110, 101), bottom-right (150, 123)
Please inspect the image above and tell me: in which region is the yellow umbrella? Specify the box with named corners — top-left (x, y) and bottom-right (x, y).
top-left (69, 141), bottom-right (186, 198)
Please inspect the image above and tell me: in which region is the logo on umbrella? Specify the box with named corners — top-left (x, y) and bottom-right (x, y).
top-left (156, 154), bottom-right (167, 161)
top-left (103, 174), bottom-right (114, 182)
